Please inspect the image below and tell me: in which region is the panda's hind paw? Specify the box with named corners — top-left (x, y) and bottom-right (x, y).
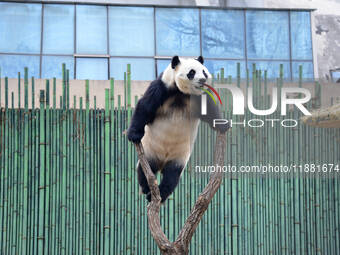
top-left (146, 192), bottom-right (168, 204)
top-left (146, 192), bottom-right (151, 202)
top-left (217, 123), bottom-right (231, 133)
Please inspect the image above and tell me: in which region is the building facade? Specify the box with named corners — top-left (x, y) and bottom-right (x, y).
top-left (0, 0), bottom-right (339, 81)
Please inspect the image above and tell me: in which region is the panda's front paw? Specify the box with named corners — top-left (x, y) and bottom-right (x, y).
top-left (127, 127), bottom-right (144, 143)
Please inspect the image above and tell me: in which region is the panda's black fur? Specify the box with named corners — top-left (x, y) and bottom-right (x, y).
top-left (127, 56), bottom-right (229, 203)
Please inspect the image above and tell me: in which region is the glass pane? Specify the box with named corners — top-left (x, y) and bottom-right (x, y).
top-left (0, 3), bottom-right (41, 53)
top-left (76, 5), bottom-right (107, 54)
top-left (109, 7), bottom-right (154, 56)
top-left (246, 11), bottom-right (289, 60)
top-left (290, 12), bottom-right (312, 60)
top-left (292, 61), bottom-right (314, 80)
top-left (156, 8), bottom-right (200, 56)
top-left (332, 71), bottom-right (340, 82)
top-left (110, 58), bottom-right (155, 80)
top-left (156, 59), bottom-right (170, 77)
top-left (201, 10), bottom-right (245, 59)
top-left (76, 58), bottom-right (108, 80)
top-left (0, 55), bottom-right (40, 78)
top-left (42, 56), bottom-right (74, 79)
top-left (205, 60), bottom-right (246, 79)
top-left (43, 4), bottom-right (74, 54)
top-left (247, 61), bottom-right (291, 79)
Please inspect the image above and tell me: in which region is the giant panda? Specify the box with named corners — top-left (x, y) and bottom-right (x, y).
top-left (127, 56), bottom-right (229, 203)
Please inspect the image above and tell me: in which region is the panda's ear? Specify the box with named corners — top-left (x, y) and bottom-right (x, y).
top-left (171, 56), bottom-right (180, 69)
top-left (196, 56), bottom-right (204, 64)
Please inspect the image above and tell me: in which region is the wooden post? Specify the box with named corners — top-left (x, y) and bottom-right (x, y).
top-left (134, 130), bottom-right (227, 255)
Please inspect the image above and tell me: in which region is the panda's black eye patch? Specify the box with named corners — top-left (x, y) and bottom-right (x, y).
top-left (203, 70), bottom-right (208, 78)
top-left (187, 69), bottom-right (196, 80)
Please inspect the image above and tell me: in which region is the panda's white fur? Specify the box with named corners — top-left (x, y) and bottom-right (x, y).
top-left (141, 96), bottom-right (199, 167)
top-left (127, 56), bottom-right (227, 203)
top-left (142, 57), bottom-right (211, 166)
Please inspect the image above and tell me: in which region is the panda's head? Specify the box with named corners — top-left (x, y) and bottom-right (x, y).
top-left (162, 56), bottom-right (212, 95)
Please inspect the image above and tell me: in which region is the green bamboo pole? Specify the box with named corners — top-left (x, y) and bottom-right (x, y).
top-left (5, 77), bottom-right (8, 109)
top-left (69, 93), bottom-right (75, 255)
top-left (3, 88), bottom-right (9, 254)
top-left (16, 73), bottom-right (24, 254)
top-left (10, 91), bottom-right (16, 255)
top-left (66, 70), bottom-right (70, 110)
top-left (65, 73), bottom-right (70, 254)
top-left (0, 67), bottom-right (1, 106)
top-left (117, 94), bottom-right (122, 254)
top-left (104, 88), bottom-right (111, 254)
top-left (22, 67), bottom-right (29, 253)
top-left (85, 79), bottom-right (90, 254)
top-left (17, 72), bottom-right (21, 108)
top-left (90, 97), bottom-right (96, 254)
top-left (65, 70), bottom-right (71, 255)
top-left (79, 96), bottom-right (84, 254)
top-left (126, 64), bottom-right (132, 253)
top-left (50, 78), bottom-right (57, 255)
top-left (32, 77), bottom-right (35, 110)
top-left (72, 95), bottom-right (78, 255)
top-left (109, 78), bottom-right (115, 254)
top-left (45, 80), bottom-right (51, 255)
top-left (37, 90), bottom-right (45, 253)
top-left (60, 63), bottom-right (67, 254)
top-left (29, 76), bottom-right (36, 254)
top-left (0, 72), bottom-right (3, 254)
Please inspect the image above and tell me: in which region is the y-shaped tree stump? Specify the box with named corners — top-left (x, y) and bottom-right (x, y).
top-left (134, 131), bottom-right (227, 255)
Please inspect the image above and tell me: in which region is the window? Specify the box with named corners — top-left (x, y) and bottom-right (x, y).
top-left (156, 59), bottom-right (170, 77)
top-left (292, 62), bottom-right (314, 80)
top-left (205, 60), bottom-right (246, 79)
top-left (76, 5), bottom-right (107, 54)
top-left (290, 12), bottom-right (312, 60)
top-left (201, 10), bottom-right (245, 59)
top-left (109, 7), bottom-right (154, 56)
top-left (247, 61), bottom-right (291, 79)
top-left (156, 8), bottom-right (200, 56)
top-left (0, 55), bottom-right (40, 78)
top-left (110, 58), bottom-right (155, 80)
top-left (246, 11), bottom-right (289, 60)
top-left (330, 69), bottom-right (340, 83)
top-left (0, 2), bottom-right (41, 54)
top-left (42, 56), bottom-right (74, 79)
top-left (76, 58), bottom-right (108, 80)
top-left (43, 4), bottom-right (74, 54)
top-left (0, 4), bottom-right (314, 80)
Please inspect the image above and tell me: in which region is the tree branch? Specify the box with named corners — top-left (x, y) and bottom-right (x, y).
top-left (134, 130), bottom-right (227, 255)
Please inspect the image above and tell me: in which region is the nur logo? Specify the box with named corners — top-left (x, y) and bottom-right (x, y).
top-left (201, 84), bottom-right (312, 116)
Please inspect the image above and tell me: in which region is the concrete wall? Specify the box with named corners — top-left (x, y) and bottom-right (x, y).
top-left (0, 78), bottom-right (149, 109)
top-left (2, 78), bottom-right (340, 109)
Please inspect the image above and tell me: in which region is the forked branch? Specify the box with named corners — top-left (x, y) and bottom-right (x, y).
top-left (134, 130), bottom-right (227, 255)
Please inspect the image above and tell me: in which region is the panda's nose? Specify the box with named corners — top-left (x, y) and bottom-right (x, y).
top-left (198, 78), bottom-right (206, 84)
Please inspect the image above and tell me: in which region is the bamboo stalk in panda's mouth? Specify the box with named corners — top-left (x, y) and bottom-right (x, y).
top-left (200, 83), bottom-right (223, 105)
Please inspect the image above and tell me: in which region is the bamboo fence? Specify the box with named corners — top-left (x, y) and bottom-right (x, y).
top-left (0, 64), bottom-right (339, 254)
